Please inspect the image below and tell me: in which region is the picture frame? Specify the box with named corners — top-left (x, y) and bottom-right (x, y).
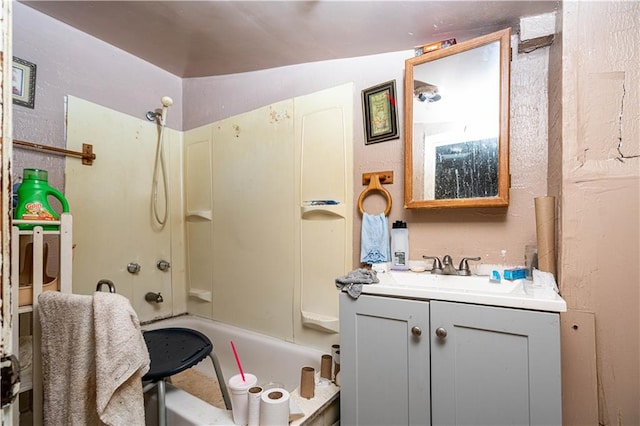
top-left (361, 80), bottom-right (399, 145)
top-left (13, 57), bottom-right (37, 109)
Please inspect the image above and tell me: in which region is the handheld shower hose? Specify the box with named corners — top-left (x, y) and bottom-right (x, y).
top-left (152, 96), bottom-right (173, 228)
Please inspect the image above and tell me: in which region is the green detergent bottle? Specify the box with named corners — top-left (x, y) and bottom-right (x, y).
top-left (14, 169), bottom-right (69, 230)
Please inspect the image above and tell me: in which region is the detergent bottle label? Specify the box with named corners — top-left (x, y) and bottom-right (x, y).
top-left (21, 201), bottom-right (56, 221)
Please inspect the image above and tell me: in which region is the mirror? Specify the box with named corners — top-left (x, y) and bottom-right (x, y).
top-left (404, 28), bottom-right (511, 208)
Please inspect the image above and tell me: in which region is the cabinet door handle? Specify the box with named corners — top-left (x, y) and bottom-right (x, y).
top-left (435, 327), bottom-right (448, 339)
top-left (411, 326), bottom-right (422, 337)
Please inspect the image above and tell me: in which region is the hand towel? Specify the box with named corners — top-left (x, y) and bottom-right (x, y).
top-left (335, 268), bottom-right (379, 299)
top-left (38, 292), bottom-right (97, 425)
top-left (360, 212), bottom-right (390, 264)
top-left (38, 291), bottom-right (150, 426)
top-left (94, 292), bottom-right (150, 426)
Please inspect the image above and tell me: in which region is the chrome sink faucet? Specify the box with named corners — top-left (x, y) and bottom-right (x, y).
top-left (441, 255), bottom-right (457, 275)
top-left (423, 255), bottom-right (481, 275)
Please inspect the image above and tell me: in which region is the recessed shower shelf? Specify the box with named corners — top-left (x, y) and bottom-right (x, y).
top-left (186, 210), bottom-right (213, 221)
top-left (300, 204), bottom-right (346, 219)
top-left (189, 289), bottom-right (212, 302)
top-left (301, 310), bottom-right (339, 334)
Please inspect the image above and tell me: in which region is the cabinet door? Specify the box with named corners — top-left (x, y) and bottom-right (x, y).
top-left (430, 301), bottom-right (562, 426)
top-left (340, 293), bottom-right (430, 426)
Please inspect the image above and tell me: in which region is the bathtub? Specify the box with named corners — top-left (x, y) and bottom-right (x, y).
top-left (142, 314), bottom-right (339, 425)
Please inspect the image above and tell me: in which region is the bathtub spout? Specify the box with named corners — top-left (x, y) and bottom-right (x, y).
top-left (145, 292), bottom-right (163, 303)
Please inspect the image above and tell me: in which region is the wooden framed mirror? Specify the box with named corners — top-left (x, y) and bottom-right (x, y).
top-left (404, 28), bottom-right (511, 209)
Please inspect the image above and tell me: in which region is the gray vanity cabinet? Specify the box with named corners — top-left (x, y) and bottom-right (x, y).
top-left (430, 300), bottom-right (562, 426)
top-left (339, 293), bottom-right (430, 426)
top-left (340, 294), bottom-right (562, 426)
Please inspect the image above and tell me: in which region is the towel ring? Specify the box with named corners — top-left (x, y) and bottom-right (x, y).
top-left (358, 174), bottom-right (392, 216)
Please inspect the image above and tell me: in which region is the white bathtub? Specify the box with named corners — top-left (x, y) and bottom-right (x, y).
top-left (142, 314), bottom-right (331, 425)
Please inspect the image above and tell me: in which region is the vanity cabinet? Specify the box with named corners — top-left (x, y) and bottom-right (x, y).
top-left (340, 293), bottom-right (562, 426)
top-left (339, 294), bottom-right (430, 425)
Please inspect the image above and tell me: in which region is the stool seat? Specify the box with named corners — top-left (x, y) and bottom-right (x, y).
top-left (143, 327), bottom-right (212, 381)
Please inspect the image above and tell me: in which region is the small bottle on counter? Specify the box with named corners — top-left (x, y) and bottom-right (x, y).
top-left (390, 220), bottom-right (409, 270)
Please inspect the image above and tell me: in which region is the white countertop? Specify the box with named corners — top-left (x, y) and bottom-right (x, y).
top-left (359, 270), bottom-right (567, 312)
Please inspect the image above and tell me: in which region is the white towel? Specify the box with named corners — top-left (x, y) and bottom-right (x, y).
top-left (94, 292), bottom-right (150, 425)
top-left (38, 292), bottom-right (150, 426)
top-left (360, 213), bottom-right (390, 264)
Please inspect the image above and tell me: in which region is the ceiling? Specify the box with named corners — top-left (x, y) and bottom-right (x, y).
top-left (20, 1), bottom-right (559, 78)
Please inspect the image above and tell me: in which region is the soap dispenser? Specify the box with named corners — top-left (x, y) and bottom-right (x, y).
top-left (391, 220), bottom-right (409, 270)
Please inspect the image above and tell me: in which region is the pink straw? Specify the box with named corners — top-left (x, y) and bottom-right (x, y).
top-left (230, 341), bottom-right (246, 382)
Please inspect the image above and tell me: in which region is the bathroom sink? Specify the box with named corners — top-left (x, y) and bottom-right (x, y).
top-left (381, 270), bottom-right (520, 294)
top-left (360, 268), bottom-right (567, 313)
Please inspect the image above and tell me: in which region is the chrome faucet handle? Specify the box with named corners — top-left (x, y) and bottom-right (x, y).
top-left (458, 257), bottom-right (481, 276)
top-left (423, 256), bottom-right (442, 274)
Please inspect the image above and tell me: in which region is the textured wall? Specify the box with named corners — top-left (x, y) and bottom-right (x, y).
top-left (560, 1), bottom-right (640, 424)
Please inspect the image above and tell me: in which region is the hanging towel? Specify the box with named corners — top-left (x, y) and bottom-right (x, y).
top-left (93, 292), bottom-right (150, 426)
top-left (335, 268), bottom-right (379, 299)
top-left (360, 212), bottom-right (390, 264)
top-left (38, 291), bottom-right (150, 426)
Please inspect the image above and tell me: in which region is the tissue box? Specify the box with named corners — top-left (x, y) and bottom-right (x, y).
top-left (503, 268), bottom-right (527, 280)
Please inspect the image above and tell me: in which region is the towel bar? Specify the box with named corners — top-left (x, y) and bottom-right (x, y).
top-left (358, 171), bottom-right (393, 216)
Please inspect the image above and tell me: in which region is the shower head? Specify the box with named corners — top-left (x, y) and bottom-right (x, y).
top-left (160, 96), bottom-right (173, 125)
top-left (146, 96), bottom-right (173, 124)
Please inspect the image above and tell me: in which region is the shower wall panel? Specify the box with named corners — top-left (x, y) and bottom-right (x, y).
top-left (294, 83), bottom-right (353, 350)
top-left (211, 99), bottom-right (296, 341)
top-left (183, 124), bottom-right (216, 318)
top-left (184, 84), bottom-right (353, 349)
top-left (65, 96), bottom-right (187, 321)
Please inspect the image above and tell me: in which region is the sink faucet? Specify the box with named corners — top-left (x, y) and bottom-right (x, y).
top-left (423, 255), bottom-right (482, 275)
top-left (441, 255), bottom-right (458, 275)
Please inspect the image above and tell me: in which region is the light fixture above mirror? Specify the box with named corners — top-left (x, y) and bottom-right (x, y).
top-left (404, 28), bottom-right (511, 209)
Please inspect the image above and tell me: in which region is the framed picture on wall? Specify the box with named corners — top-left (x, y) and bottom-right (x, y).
top-left (361, 80), bottom-right (399, 145)
top-left (13, 57), bottom-right (37, 109)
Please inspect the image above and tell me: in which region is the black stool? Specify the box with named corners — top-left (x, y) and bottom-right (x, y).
top-left (142, 327), bottom-right (231, 426)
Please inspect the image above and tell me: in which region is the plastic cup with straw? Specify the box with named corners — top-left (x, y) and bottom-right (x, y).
top-left (228, 341), bottom-right (257, 425)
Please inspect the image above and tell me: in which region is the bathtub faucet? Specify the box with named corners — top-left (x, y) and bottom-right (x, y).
top-left (145, 291), bottom-right (163, 303)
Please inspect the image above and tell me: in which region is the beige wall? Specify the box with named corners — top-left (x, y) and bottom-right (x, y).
top-left (354, 35), bottom-right (550, 268)
top-left (559, 1), bottom-right (639, 425)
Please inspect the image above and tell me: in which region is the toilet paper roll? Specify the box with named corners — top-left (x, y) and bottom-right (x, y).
top-left (535, 196), bottom-right (556, 277)
top-left (331, 345), bottom-right (340, 379)
top-left (320, 354), bottom-right (332, 380)
top-left (259, 388), bottom-right (290, 426)
top-left (300, 366), bottom-right (315, 399)
top-left (247, 386), bottom-right (263, 426)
